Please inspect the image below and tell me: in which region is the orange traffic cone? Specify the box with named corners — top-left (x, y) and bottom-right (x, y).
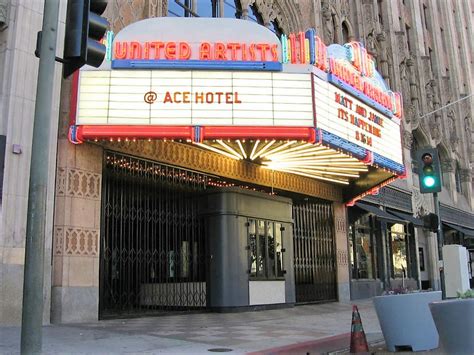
top-left (350, 305), bottom-right (369, 353)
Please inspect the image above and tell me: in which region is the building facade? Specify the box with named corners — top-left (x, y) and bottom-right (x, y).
top-left (0, 0), bottom-right (472, 325)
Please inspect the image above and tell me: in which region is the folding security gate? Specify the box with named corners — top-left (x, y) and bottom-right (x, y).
top-left (293, 199), bottom-right (337, 303)
top-left (100, 152), bottom-right (208, 318)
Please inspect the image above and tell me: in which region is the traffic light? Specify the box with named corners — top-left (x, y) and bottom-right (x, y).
top-left (63, 0), bottom-right (109, 78)
top-left (416, 148), bottom-right (442, 193)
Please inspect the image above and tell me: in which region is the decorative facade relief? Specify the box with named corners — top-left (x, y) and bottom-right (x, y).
top-left (337, 250), bottom-right (348, 266)
top-left (335, 217), bottom-right (346, 233)
top-left (441, 158), bottom-right (455, 173)
top-left (447, 110), bottom-right (460, 151)
top-left (402, 130), bottom-right (413, 150)
top-left (321, 0), bottom-right (336, 43)
top-left (460, 169), bottom-right (471, 183)
top-left (56, 168), bottom-right (101, 200)
top-left (54, 227), bottom-right (99, 257)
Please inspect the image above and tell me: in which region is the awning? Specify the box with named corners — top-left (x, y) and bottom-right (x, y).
top-left (443, 222), bottom-right (474, 238)
top-left (387, 210), bottom-right (424, 228)
top-left (355, 202), bottom-right (405, 223)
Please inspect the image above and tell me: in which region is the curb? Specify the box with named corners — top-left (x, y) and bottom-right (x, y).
top-left (247, 333), bottom-right (352, 355)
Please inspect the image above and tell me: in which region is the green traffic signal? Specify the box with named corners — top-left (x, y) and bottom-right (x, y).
top-left (422, 175), bottom-right (436, 188)
top-left (416, 148), bottom-right (442, 194)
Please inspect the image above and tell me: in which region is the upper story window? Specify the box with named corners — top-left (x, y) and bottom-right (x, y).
top-left (342, 21), bottom-right (350, 43)
top-left (167, 1), bottom-right (283, 36)
top-left (168, 0), bottom-right (242, 18)
top-left (455, 162), bottom-right (463, 193)
top-left (423, 4), bottom-right (429, 30)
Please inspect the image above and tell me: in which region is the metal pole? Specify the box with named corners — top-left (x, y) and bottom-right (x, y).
top-left (21, 0), bottom-right (60, 353)
top-left (433, 192), bottom-right (446, 299)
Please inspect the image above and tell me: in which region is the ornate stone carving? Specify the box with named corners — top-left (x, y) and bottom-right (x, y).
top-left (335, 217), bottom-right (346, 233)
top-left (460, 169), bottom-right (471, 183)
top-left (56, 167), bottom-right (101, 200)
top-left (255, 0), bottom-right (276, 25)
top-left (148, 0), bottom-right (160, 17)
top-left (447, 110), bottom-right (459, 151)
top-left (337, 249), bottom-right (348, 266)
top-left (366, 29), bottom-right (377, 56)
top-left (413, 189), bottom-right (432, 216)
top-left (402, 130), bottom-right (413, 149)
top-left (103, 141), bottom-right (342, 202)
top-left (441, 158), bottom-right (455, 173)
top-left (321, 0), bottom-right (336, 43)
top-left (54, 227), bottom-right (99, 257)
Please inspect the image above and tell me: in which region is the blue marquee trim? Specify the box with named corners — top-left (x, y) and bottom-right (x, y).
top-left (373, 153), bottom-right (405, 175)
top-left (318, 129), bottom-right (405, 174)
top-left (318, 129), bottom-right (367, 159)
top-left (112, 60), bottom-right (283, 71)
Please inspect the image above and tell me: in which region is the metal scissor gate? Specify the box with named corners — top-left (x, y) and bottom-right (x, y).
top-left (100, 151), bottom-right (208, 318)
top-left (293, 199), bottom-right (337, 303)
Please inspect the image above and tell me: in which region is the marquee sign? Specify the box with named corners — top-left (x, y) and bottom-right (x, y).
top-left (70, 17), bottom-right (405, 192)
top-left (77, 70), bottom-right (314, 127)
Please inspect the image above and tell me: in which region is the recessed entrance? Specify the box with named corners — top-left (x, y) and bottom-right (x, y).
top-left (99, 151), bottom-right (209, 318)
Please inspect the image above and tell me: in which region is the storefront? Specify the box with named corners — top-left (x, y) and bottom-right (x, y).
top-left (439, 204), bottom-right (474, 288)
top-left (52, 17), bottom-right (404, 321)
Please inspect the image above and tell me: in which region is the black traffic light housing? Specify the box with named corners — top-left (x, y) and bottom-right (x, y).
top-left (422, 213), bottom-right (439, 232)
top-left (63, 0), bottom-right (109, 78)
top-left (416, 148), bottom-right (442, 194)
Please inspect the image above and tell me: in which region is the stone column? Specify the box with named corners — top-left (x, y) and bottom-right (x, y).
top-left (51, 140), bottom-right (103, 323)
top-left (333, 202), bottom-right (350, 302)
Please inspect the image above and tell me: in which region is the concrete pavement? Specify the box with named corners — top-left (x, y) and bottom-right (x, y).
top-left (0, 300), bottom-right (382, 354)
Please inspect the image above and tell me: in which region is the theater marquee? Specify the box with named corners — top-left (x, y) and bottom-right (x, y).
top-left (70, 17), bottom-right (405, 202)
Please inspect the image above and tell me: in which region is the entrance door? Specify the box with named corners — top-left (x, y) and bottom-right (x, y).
top-left (100, 151), bottom-right (208, 318)
top-left (293, 199), bottom-right (337, 303)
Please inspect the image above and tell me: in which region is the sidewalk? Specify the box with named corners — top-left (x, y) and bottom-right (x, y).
top-left (0, 300), bottom-right (382, 354)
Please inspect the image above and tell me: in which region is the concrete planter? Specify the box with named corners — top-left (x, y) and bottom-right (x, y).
top-left (429, 299), bottom-right (474, 354)
top-left (373, 291), bottom-right (441, 351)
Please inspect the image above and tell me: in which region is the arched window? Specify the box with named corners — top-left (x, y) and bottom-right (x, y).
top-left (342, 21), bottom-right (350, 43)
top-left (455, 162), bottom-right (463, 193)
top-left (168, 0), bottom-right (243, 19)
top-left (410, 135), bottom-right (419, 174)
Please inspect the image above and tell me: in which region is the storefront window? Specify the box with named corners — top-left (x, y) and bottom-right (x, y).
top-left (390, 223), bottom-right (408, 278)
top-left (350, 215), bottom-right (375, 279)
top-left (248, 219), bottom-right (284, 279)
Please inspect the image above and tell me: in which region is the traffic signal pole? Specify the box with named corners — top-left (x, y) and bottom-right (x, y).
top-left (433, 192), bottom-right (446, 299)
top-left (21, 0), bottom-right (60, 353)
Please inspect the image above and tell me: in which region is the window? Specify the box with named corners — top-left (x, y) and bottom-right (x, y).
top-left (168, 0), bottom-right (242, 18)
top-left (423, 4), bottom-right (429, 29)
top-left (390, 223), bottom-right (408, 278)
top-left (418, 247), bottom-right (425, 271)
top-left (410, 136), bottom-right (419, 174)
top-left (349, 214), bottom-right (376, 279)
top-left (405, 24), bottom-right (411, 53)
top-left (248, 219), bottom-right (284, 279)
top-left (377, 0), bottom-right (383, 26)
top-left (455, 162), bottom-right (463, 193)
top-left (342, 21), bottom-right (350, 43)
